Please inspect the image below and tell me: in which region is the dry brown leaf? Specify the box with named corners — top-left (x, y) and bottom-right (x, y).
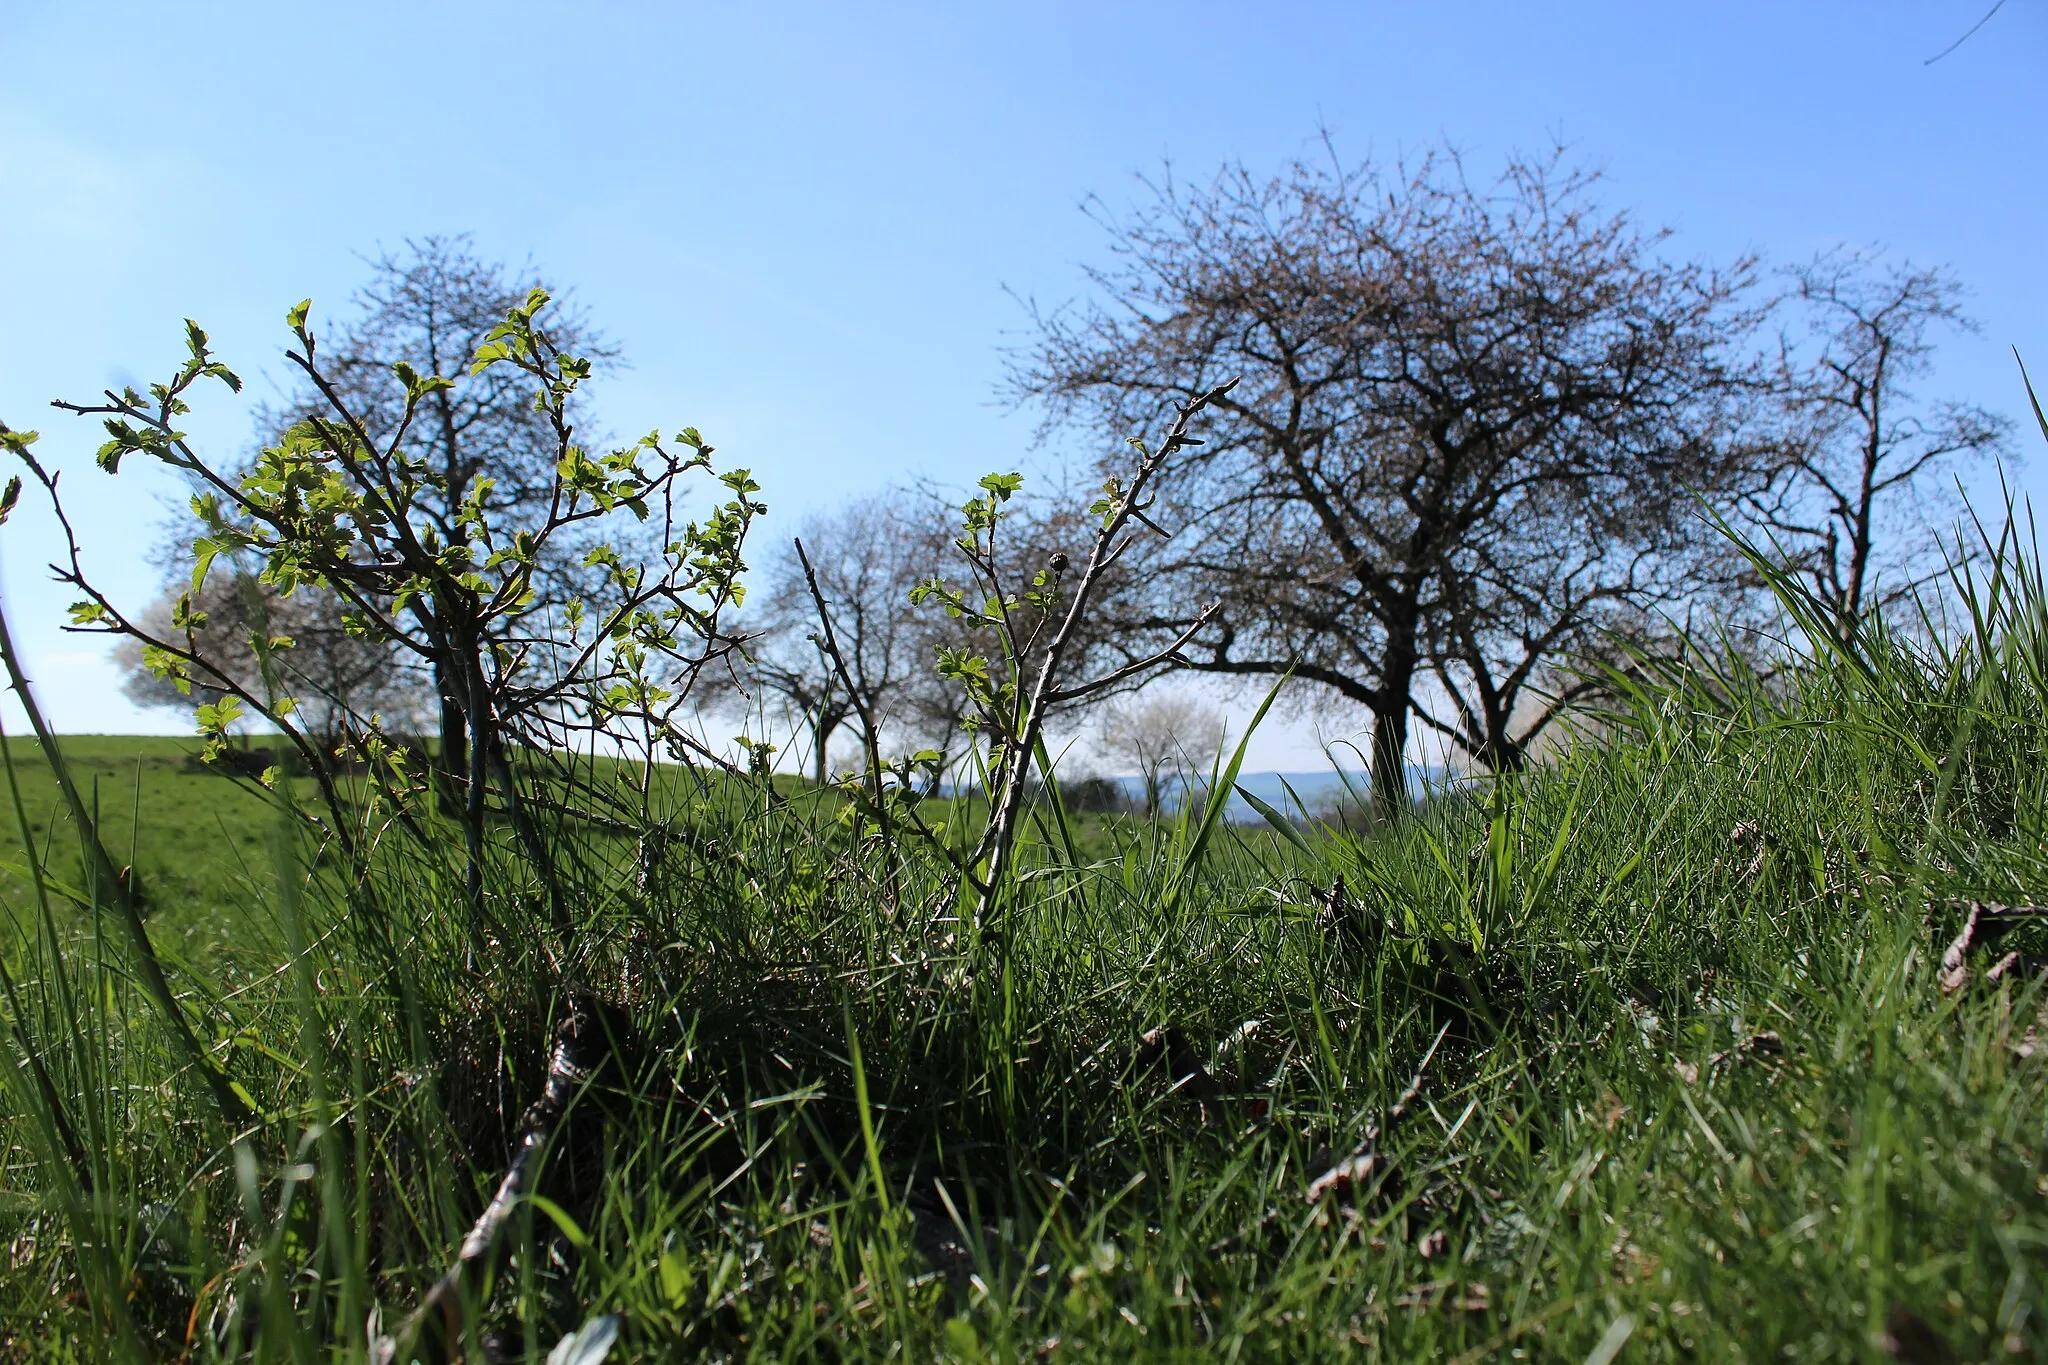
top-left (1305, 1152), bottom-right (1376, 1203)
top-left (1706, 1031), bottom-right (1788, 1072)
top-left (1939, 902), bottom-right (2048, 996)
top-left (1940, 902), bottom-right (1986, 995)
top-left (1132, 1026), bottom-right (1221, 1104)
top-left (1391, 1280), bottom-right (1450, 1309)
top-left (1728, 821), bottom-right (1765, 878)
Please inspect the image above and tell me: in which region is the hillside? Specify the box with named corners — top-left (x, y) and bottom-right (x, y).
top-left (0, 734), bottom-right (293, 956)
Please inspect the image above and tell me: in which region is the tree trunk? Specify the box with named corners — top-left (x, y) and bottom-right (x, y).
top-left (435, 658), bottom-right (469, 817)
top-left (811, 710), bottom-right (845, 788)
top-left (1477, 688), bottom-right (1528, 775)
top-left (1844, 476), bottom-right (1876, 639)
top-left (1368, 624), bottom-right (1423, 815)
top-left (1367, 700), bottom-right (1409, 816)
top-left (460, 647), bottom-right (489, 914)
top-left (1479, 731), bottom-right (1528, 774)
top-left (1843, 345), bottom-right (1889, 635)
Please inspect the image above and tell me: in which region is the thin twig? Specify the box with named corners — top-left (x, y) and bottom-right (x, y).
top-left (1042, 604), bottom-right (1218, 704)
top-left (1924, 0), bottom-right (2005, 64)
top-left (795, 537), bottom-right (898, 899)
top-left (395, 998), bottom-right (624, 1361)
top-left (974, 377), bottom-right (1236, 926)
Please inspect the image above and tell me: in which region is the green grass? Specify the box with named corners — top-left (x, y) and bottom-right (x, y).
top-left (5, 533), bottom-right (2048, 1362)
top-left (0, 735), bottom-right (296, 957)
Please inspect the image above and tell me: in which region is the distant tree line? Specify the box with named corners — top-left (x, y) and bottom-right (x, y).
top-left (115, 148), bottom-right (2013, 810)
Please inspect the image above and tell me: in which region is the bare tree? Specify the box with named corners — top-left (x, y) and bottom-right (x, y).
top-left (1758, 247), bottom-right (2013, 638)
top-left (1098, 692), bottom-right (1222, 814)
top-left (717, 493), bottom-right (953, 785)
top-left (725, 484), bottom-right (1135, 785)
top-left (1017, 145), bottom-right (1778, 806)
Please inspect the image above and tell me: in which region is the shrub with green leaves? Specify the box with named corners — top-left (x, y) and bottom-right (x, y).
top-left (4, 293), bottom-right (762, 909)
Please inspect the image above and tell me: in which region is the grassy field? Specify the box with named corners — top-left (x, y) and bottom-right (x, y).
top-left (0, 736), bottom-right (301, 958)
top-left (4, 545), bottom-right (2048, 1362)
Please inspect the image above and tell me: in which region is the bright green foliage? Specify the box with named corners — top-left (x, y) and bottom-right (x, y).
top-left (14, 294), bottom-right (763, 903)
top-left (890, 381), bottom-right (1231, 925)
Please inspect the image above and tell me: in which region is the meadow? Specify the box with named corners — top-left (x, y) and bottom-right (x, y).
top-left (0, 736), bottom-right (296, 957)
top-left (0, 525), bottom-right (2045, 1365)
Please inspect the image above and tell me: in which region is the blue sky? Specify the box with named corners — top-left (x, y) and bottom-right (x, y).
top-left (1, 1), bottom-right (2042, 769)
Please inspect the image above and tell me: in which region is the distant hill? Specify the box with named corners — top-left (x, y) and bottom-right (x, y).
top-left (1101, 766), bottom-right (1457, 822)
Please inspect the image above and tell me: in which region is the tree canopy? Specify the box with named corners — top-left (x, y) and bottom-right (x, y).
top-left (1017, 145), bottom-right (1780, 803)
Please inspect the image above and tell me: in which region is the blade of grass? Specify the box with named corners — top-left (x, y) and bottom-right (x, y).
top-left (1163, 672), bottom-right (1287, 914)
top-left (0, 599), bottom-right (253, 1129)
